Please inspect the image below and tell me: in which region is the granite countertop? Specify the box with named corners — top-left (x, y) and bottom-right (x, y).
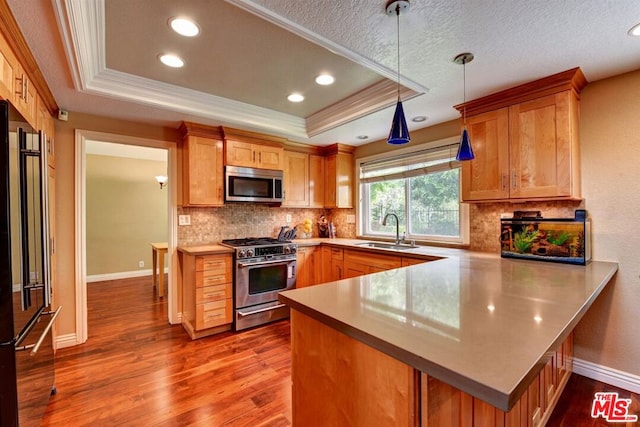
top-left (278, 244), bottom-right (618, 411)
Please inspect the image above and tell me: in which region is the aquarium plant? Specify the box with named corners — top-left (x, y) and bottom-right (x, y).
top-left (513, 229), bottom-right (539, 254)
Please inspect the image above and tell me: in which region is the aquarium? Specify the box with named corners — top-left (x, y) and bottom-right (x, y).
top-left (500, 210), bottom-right (591, 265)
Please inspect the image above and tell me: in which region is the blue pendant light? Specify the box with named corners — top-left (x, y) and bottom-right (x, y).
top-left (388, 100), bottom-right (410, 144)
top-left (457, 128), bottom-right (474, 160)
top-left (454, 52), bottom-right (475, 161)
top-left (386, 0), bottom-right (411, 145)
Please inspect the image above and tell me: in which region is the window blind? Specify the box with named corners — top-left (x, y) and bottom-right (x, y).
top-left (360, 143), bottom-right (461, 184)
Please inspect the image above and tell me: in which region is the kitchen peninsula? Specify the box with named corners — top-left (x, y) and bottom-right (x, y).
top-left (279, 248), bottom-right (618, 426)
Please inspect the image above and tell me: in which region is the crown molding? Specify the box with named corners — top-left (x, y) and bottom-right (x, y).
top-left (91, 68), bottom-right (309, 138)
top-left (306, 79), bottom-right (419, 137)
top-left (54, 0), bottom-right (426, 141)
top-left (55, 0), bottom-right (309, 138)
top-left (53, 0), bottom-right (105, 91)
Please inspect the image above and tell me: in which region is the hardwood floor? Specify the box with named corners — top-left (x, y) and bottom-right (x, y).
top-left (547, 374), bottom-right (640, 426)
top-left (41, 276), bottom-right (638, 426)
top-left (42, 276), bottom-right (292, 426)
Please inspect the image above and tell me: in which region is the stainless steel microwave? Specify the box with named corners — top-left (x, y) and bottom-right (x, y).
top-left (225, 165), bottom-right (284, 203)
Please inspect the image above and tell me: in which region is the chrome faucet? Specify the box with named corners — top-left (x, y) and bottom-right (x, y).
top-left (382, 213), bottom-right (400, 246)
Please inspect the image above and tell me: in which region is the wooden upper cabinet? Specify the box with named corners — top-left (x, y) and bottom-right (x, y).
top-left (225, 139), bottom-right (283, 170)
top-left (324, 144), bottom-right (354, 209)
top-left (282, 150), bottom-right (309, 207)
top-left (461, 108), bottom-right (510, 201)
top-left (180, 122), bottom-right (224, 207)
top-left (0, 33), bottom-right (15, 103)
top-left (456, 67), bottom-right (586, 203)
top-left (509, 91), bottom-right (578, 199)
top-left (309, 154), bottom-right (325, 208)
top-left (13, 61), bottom-right (36, 126)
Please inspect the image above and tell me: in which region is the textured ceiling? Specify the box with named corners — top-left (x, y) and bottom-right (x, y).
top-left (7, 0), bottom-right (640, 146)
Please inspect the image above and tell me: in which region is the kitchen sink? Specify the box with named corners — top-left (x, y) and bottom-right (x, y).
top-left (355, 242), bottom-right (420, 251)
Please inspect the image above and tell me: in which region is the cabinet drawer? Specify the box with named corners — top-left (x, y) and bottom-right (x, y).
top-left (330, 248), bottom-right (343, 261)
top-left (195, 254), bottom-right (232, 273)
top-left (195, 269), bottom-right (230, 288)
top-left (196, 283), bottom-right (232, 303)
top-left (195, 299), bottom-right (232, 329)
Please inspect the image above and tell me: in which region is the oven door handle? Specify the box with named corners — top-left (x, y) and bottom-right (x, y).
top-left (237, 259), bottom-right (293, 268)
top-left (237, 304), bottom-right (287, 317)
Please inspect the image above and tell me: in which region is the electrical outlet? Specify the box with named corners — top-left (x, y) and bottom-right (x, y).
top-left (500, 212), bottom-right (512, 219)
top-left (179, 215), bottom-right (191, 225)
top-left (286, 214), bottom-right (292, 223)
top-left (346, 214), bottom-right (356, 224)
top-left (139, 261), bottom-right (144, 268)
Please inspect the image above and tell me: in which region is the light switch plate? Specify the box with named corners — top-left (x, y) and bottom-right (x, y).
top-left (346, 215), bottom-right (356, 223)
top-left (179, 215), bottom-right (191, 225)
top-left (286, 214), bottom-right (292, 223)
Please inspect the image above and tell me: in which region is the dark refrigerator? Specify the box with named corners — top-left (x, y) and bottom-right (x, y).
top-left (0, 100), bottom-right (59, 425)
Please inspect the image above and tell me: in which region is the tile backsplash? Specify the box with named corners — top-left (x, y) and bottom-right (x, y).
top-left (179, 200), bottom-right (583, 253)
top-left (469, 200), bottom-right (585, 253)
top-left (178, 205), bottom-right (356, 245)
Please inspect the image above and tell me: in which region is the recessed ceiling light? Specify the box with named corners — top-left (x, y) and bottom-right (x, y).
top-left (356, 135), bottom-right (369, 140)
top-left (287, 93), bottom-right (304, 103)
top-left (159, 54), bottom-right (184, 68)
top-left (628, 23), bottom-right (640, 36)
top-left (169, 17), bottom-right (200, 37)
top-left (315, 74), bottom-right (335, 85)
top-left (412, 115), bottom-right (427, 123)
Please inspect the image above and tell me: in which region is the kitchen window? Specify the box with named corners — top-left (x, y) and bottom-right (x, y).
top-left (357, 138), bottom-right (469, 245)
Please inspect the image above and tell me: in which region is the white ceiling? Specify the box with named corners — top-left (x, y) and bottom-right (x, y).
top-left (7, 0), bottom-right (640, 146)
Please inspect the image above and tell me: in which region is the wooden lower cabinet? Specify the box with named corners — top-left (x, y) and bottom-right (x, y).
top-left (290, 310), bottom-right (419, 426)
top-left (315, 246), bottom-right (435, 283)
top-left (295, 245), bottom-right (321, 288)
top-left (343, 249), bottom-right (401, 278)
top-left (180, 253), bottom-right (233, 339)
top-left (321, 246), bottom-right (344, 282)
top-left (402, 257), bottom-right (429, 267)
top-left (422, 332), bottom-right (574, 427)
top-left (290, 309), bottom-right (573, 427)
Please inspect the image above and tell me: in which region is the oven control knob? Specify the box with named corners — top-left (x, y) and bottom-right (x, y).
top-left (246, 249), bottom-right (254, 257)
top-left (290, 245), bottom-right (297, 253)
top-left (238, 249), bottom-right (246, 258)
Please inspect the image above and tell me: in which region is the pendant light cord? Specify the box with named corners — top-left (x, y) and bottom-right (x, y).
top-left (396, 5), bottom-right (400, 102)
top-left (463, 59), bottom-right (467, 126)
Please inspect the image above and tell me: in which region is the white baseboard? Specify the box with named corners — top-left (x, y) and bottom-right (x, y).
top-left (573, 357), bottom-right (640, 394)
top-left (55, 333), bottom-right (80, 349)
top-left (87, 268), bottom-right (168, 283)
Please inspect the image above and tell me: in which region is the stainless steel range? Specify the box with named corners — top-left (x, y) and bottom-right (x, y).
top-left (221, 238), bottom-right (297, 331)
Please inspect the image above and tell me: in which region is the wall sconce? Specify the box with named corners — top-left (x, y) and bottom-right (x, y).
top-left (155, 175), bottom-right (168, 189)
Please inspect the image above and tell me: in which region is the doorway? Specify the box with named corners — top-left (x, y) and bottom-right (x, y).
top-left (74, 130), bottom-right (179, 344)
